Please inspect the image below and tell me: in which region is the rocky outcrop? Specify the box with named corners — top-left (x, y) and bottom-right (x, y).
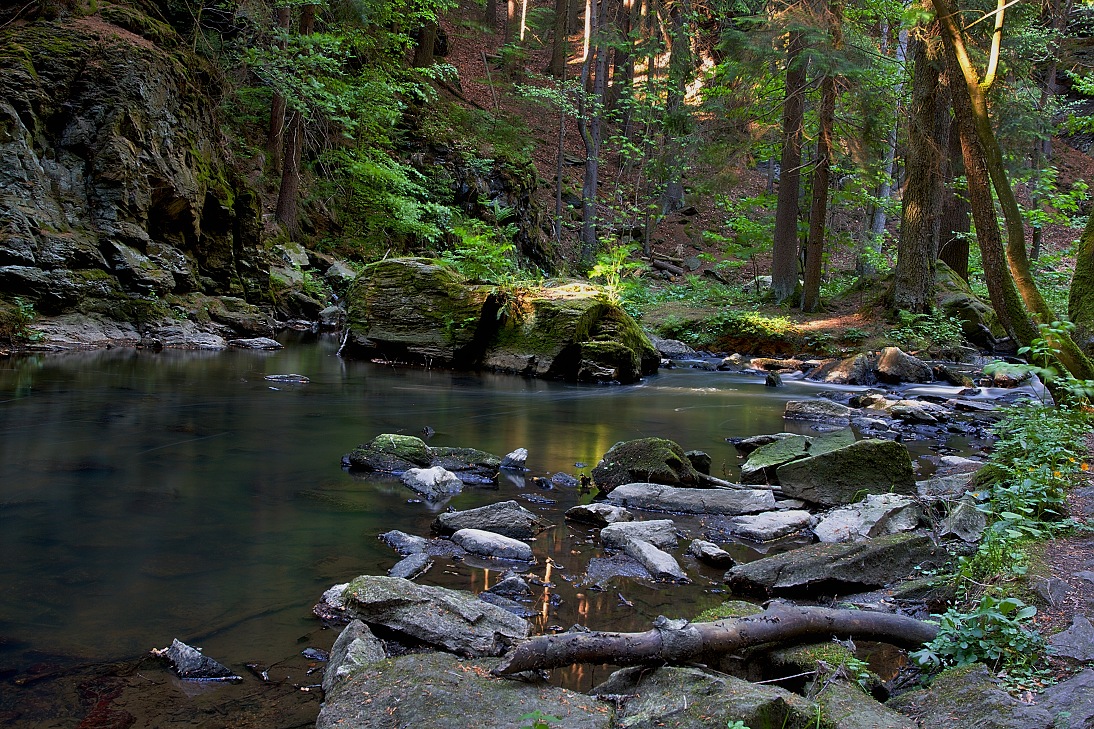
top-left (0, 7), bottom-right (272, 340)
top-left (341, 259), bottom-right (658, 383)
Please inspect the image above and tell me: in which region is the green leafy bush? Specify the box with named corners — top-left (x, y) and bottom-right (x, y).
top-left (911, 595), bottom-right (1045, 674)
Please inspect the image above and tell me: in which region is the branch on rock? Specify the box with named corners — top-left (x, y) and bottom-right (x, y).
top-left (492, 604), bottom-right (937, 676)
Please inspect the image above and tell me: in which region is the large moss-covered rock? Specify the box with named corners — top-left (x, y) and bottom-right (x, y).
top-left (342, 433), bottom-right (434, 473)
top-left (0, 7), bottom-right (266, 323)
top-left (342, 258), bottom-right (491, 365)
top-left (776, 439), bottom-right (916, 506)
top-left (318, 652), bottom-right (611, 729)
top-left (725, 532), bottom-right (949, 597)
top-left (935, 261), bottom-right (1005, 349)
top-left (484, 284), bottom-right (658, 383)
top-left (592, 437), bottom-right (702, 492)
top-left (888, 664), bottom-right (1054, 729)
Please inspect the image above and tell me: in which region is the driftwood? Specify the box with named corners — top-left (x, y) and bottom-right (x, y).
top-left (492, 604), bottom-right (938, 676)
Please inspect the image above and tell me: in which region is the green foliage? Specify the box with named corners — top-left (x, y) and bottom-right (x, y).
top-left (726, 721), bottom-right (751, 729)
top-left (0, 297), bottom-right (43, 346)
top-left (518, 710), bottom-right (561, 729)
top-left (441, 216), bottom-right (519, 285)
top-left (910, 595), bottom-right (1045, 675)
top-left (887, 310), bottom-right (965, 353)
top-left (589, 243), bottom-right (647, 305)
top-left (986, 321), bottom-right (1094, 406)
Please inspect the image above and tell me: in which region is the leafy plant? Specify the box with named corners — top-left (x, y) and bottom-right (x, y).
top-left (985, 321), bottom-right (1094, 406)
top-left (887, 310), bottom-right (965, 353)
top-left (589, 243), bottom-right (647, 305)
top-left (911, 595), bottom-right (1046, 674)
top-left (518, 710), bottom-right (562, 729)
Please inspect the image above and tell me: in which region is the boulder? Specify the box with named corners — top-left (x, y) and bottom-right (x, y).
top-left (227, 337), bottom-right (282, 350)
top-left (730, 432), bottom-right (798, 456)
top-left (343, 434), bottom-right (433, 473)
top-left (605, 482), bottom-right (776, 515)
top-left (451, 528), bottom-right (534, 562)
top-left (935, 261), bottom-right (1005, 348)
top-left (499, 448), bottom-right (528, 470)
top-left (1049, 615), bottom-right (1094, 661)
top-left (484, 284), bottom-right (659, 384)
top-left (649, 335), bottom-right (697, 359)
top-left (593, 665), bottom-right (818, 729)
top-left (432, 500), bottom-right (550, 539)
top-left (591, 437), bottom-right (701, 492)
top-left (565, 502), bottom-right (634, 526)
top-left (380, 530), bottom-right (429, 555)
top-left (601, 519), bottom-right (678, 550)
top-left (875, 347), bottom-right (934, 384)
top-left (939, 498), bottom-right (987, 542)
top-left (317, 652), bottom-right (611, 729)
top-left (322, 620), bottom-right (387, 694)
top-left (887, 400), bottom-right (949, 424)
top-left (815, 681), bottom-right (918, 729)
top-left (807, 354), bottom-right (876, 385)
top-left (685, 450), bottom-right (712, 474)
top-left (687, 539), bottom-right (735, 567)
top-left (729, 510), bottom-right (813, 542)
top-left (888, 664), bottom-right (1053, 729)
top-left (740, 435), bottom-right (810, 484)
top-left (341, 258), bottom-right (490, 366)
top-left (401, 466), bottom-right (464, 501)
top-left (725, 532), bottom-right (948, 597)
top-left (332, 576), bottom-right (530, 656)
top-left (388, 553), bottom-right (433, 579)
top-left (621, 537), bottom-right (688, 581)
top-left (1037, 669), bottom-right (1094, 728)
top-left (428, 446), bottom-right (501, 484)
top-left (776, 439), bottom-right (916, 507)
top-left (784, 399), bottom-right (854, 424)
top-left (813, 494), bottom-right (924, 543)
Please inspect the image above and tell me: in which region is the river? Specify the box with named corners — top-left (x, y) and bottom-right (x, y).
top-left (0, 335), bottom-right (987, 727)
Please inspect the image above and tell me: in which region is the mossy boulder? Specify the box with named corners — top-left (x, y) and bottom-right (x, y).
top-left (775, 439), bottom-right (916, 507)
top-left (887, 664), bottom-right (1054, 728)
top-left (485, 284), bottom-right (658, 383)
top-left (591, 437), bottom-right (702, 492)
top-left (935, 261), bottom-right (1005, 349)
top-left (341, 258), bottom-right (491, 365)
top-left (343, 434), bottom-right (434, 473)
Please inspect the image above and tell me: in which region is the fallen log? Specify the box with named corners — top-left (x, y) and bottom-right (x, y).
top-left (492, 604), bottom-right (937, 676)
top-left (651, 259), bottom-right (685, 276)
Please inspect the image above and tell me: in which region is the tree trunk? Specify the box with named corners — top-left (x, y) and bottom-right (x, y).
top-left (861, 23), bottom-right (909, 275)
top-left (578, 0), bottom-right (604, 264)
top-left (661, 0), bottom-right (691, 214)
top-left (771, 31), bottom-right (807, 304)
top-left (892, 33), bottom-right (944, 313)
top-left (486, 0), bottom-right (499, 30)
top-left (934, 0), bottom-right (1094, 380)
top-left (493, 605), bottom-right (939, 676)
top-left (937, 117), bottom-right (970, 280)
top-left (548, 0), bottom-right (570, 76)
top-left (275, 3), bottom-right (315, 239)
top-left (1069, 211), bottom-right (1094, 354)
top-left (413, 21), bottom-right (437, 67)
top-left (266, 4), bottom-right (291, 175)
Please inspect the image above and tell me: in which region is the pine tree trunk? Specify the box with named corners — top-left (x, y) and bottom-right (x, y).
top-left (275, 3), bottom-right (315, 239)
top-left (771, 32), bottom-right (807, 304)
top-left (578, 0), bottom-right (604, 265)
top-left (892, 34), bottom-right (944, 314)
top-left (413, 21), bottom-right (437, 67)
top-left (661, 0), bottom-right (691, 214)
top-left (802, 75), bottom-right (834, 312)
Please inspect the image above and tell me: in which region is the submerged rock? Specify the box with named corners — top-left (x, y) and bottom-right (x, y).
top-left (152, 639), bottom-right (241, 682)
top-left (388, 553), bottom-right (433, 580)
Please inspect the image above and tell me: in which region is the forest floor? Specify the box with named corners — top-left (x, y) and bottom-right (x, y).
top-left (433, 2), bottom-right (1094, 350)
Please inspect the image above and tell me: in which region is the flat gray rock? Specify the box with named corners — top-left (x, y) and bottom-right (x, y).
top-left (784, 399), bottom-right (853, 423)
top-left (379, 530), bottom-right (429, 555)
top-left (432, 500), bottom-right (550, 539)
top-left (1049, 615), bottom-right (1094, 661)
top-left (227, 337), bottom-right (282, 349)
top-left (606, 482), bottom-right (776, 515)
top-left (401, 466), bottom-right (464, 501)
top-left (601, 519), bottom-right (678, 550)
top-left (566, 502), bottom-right (635, 526)
top-left (729, 510), bottom-right (813, 542)
top-left (451, 528), bottom-right (534, 562)
top-left (334, 576), bottom-right (530, 656)
top-left (687, 539), bottom-right (734, 567)
top-left (622, 537), bottom-right (687, 581)
top-left (813, 494), bottom-right (923, 543)
top-left (388, 553), bottom-right (433, 579)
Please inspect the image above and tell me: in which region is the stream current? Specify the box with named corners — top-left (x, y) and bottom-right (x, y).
top-left (0, 334), bottom-right (991, 726)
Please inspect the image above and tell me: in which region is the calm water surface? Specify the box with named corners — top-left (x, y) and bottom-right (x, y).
top-left (0, 335), bottom-right (977, 725)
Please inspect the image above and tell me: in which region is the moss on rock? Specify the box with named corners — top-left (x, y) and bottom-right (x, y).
top-left (591, 437), bottom-right (702, 492)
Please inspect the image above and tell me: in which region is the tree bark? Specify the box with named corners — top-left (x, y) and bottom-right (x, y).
top-left (771, 31), bottom-right (807, 304)
top-left (1069, 211), bottom-right (1094, 354)
top-left (548, 0), bottom-right (571, 76)
top-left (892, 32), bottom-right (944, 314)
top-left (266, 4), bottom-right (292, 175)
top-left (934, 0), bottom-right (1094, 380)
top-left (493, 605), bottom-right (939, 676)
top-left (275, 3), bottom-right (315, 239)
top-left (413, 21), bottom-right (437, 67)
top-left (578, 0), bottom-right (604, 264)
top-left (937, 117), bottom-right (970, 280)
top-left (661, 0), bottom-right (691, 214)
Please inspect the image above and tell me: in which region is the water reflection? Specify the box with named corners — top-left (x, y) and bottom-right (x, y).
top-left (0, 338), bottom-right (978, 688)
